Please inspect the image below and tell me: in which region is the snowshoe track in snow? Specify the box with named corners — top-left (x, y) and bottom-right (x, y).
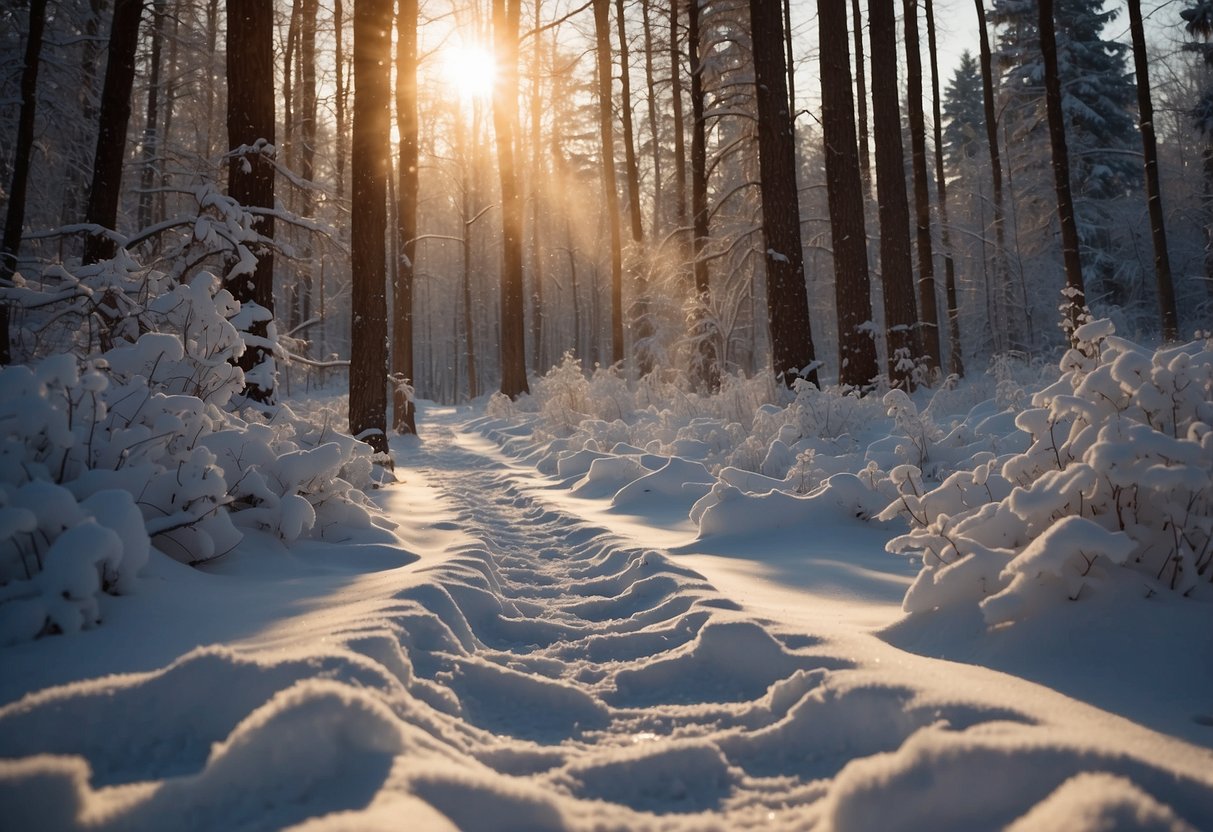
top-left (1, 415), bottom-right (1212, 830)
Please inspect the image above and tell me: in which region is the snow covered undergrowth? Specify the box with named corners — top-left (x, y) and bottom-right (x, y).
top-left (2, 407), bottom-right (1212, 830)
top-left (476, 326), bottom-right (1213, 746)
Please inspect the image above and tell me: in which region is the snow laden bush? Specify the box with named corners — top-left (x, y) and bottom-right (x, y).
top-left (490, 355), bottom-right (779, 467)
top-left (0, 273), bottom-right (377, 644)
top-left (884, 321), bottom-right (1213, 625)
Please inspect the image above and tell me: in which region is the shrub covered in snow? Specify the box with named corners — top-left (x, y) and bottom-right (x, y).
top-left (487, 352), bottom-right (1031, 544)
top-left (885, 321), bottom-right (1213, 624)
top-left (0, 269), bottom-right (379, 644)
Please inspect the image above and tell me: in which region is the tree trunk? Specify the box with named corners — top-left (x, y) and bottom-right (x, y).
top-left (670, 0), bottom-right (688, 244)
top-left (615, 0), bottom-right (653, 374)
top-left (687, 0), bottom-right (717, 389)
top-left (925, 0), bottom-right (963, 376)
top-left (297, 0), bottom-right (319, 339)
top-left (903, 0), bottom-right (941, 371)
top-left (226, 0), bottom-right (278, 403)
top-left (819, 0), bottom-right (878, 390)
top-left (283, 0), bottom-right (300, 167)
top-left (60, 0), bottom-right (106, 263)
top-left (592, 0), bottom-right (625, 367)
top-left (1, 0), bottom-right (49, 365)
top-left (615, 0), bottom-right (643, 243)
top-left (1038, 0), bottom-right (1086, 338)
top-left (782, 0), bottom-right (795, 118)
top-left (137, 0), bottom-right (167, 235)
top-left (641, 0), bottom-right (663, 236)
top-left (349, 0), bottom-right (391, 452)
top-left (851, 0), bottom-right (871, 193)
top-left (529, 0), bottom-right (545, 372)
top-left (869, 0), bottom-right (920, 387)
top-left (460, 109), bottom-right (478, 399)
top-left (82, 0), bottom-right (145, 265)
top-left (1127, 0), bottom-right (1178, 342)
top-left (203, 0), bottom-right (218, 162)
top-left (1204, 145), bottom-right (1213, 303)
top-left (750, 0), bottom-right (818, 388)
top-left (334, 0), bottom-right (348, 200)
top-left (393, 0), bottom-right (418, 433)
top-left (158, 6), bottom-right (179, 225)
top-left (974, 0), bottom-right (1011, 353)
top-left (494, 0), bottom-right (530, 397)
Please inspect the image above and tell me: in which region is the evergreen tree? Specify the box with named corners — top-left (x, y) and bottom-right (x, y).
top-left (992, 0), bottom-right (1138, 201)
top-left (991, 0), bottom-right (1139, 321)
top-left (1181, 0), bottom-right (1213, 131)
top-left (1180, 0), bottom-right (1213, 299)
top-left (1, 0), bottom-right (49, 365)
top-left (942, 51), bottom-right (986, 168)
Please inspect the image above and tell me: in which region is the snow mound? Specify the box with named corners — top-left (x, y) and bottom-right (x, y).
top-left (608, 619), bottom-right (817, 706)
top-left (560, 739), bottom-right (735, 814)
top-left (1005, 772), bottom-right (1198, 832)
top-left (822, 724), bottom-right (1213, 831)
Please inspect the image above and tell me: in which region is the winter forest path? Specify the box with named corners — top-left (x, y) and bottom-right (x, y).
top-left (362, 408), bottom-right (1213, 828)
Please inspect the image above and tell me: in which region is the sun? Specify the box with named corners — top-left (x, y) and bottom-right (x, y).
top-left (442, 44), bottom-right (497, 101)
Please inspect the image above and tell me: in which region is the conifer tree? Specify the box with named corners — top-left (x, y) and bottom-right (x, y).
top-left (991, 0), bottom-right (1138, 305)
top-left (942, 51), bottom-right (986, 167)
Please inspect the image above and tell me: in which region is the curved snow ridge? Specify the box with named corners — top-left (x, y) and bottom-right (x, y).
top-left (1, 418), bottom-right (1212, 830)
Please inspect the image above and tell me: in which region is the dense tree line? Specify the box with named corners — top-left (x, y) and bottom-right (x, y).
top-left (1, 0), bottom-right (1209, 448)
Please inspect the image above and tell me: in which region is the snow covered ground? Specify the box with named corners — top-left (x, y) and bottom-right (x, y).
top-left (2, 399), bottom-right (1212, 831)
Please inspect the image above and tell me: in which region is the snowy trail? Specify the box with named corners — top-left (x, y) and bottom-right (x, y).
top-left (3, 411), bottom-right (1213, 830)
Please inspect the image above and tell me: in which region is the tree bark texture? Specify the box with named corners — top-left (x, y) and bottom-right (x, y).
top-left (974, 0), bottom-right (1011, 353)
top-left (851, 0), bottom-right (872, 193)
top-left (749, 0), bottom-right (818, 388)
top-left (1, 0), bottom-right (49, 365)
top-left (868, 0), bottom-right (920, 387)
top-left (925, 0), bottom-right (963, 376)
top-left (1038, 0), bottom-right (1086, 338)
top-left (82, 0), bottom-right (145, 265)
top-left (819, 0), bottom-right (879, 390)
top-left (495, 0), bottom-right (531, 396)
top-left (1127, 0), bottom-right (1178, 341)
top-left (226, 0), bottom-right (278, 402)
top-left (137, 0), bottom-right (166, 235)
top-left (394, 0), bottom-right (418, 433)
top-left (670, 0), bottom-right (688, 243)
top-left (641, 0), bottom-right (663, 236)
top-left (902, 0), bottom-right (941, 370)
top-left (687, 0), bottom-right (717, 389)
top-left (529, 0), bottom-right (545, 372)
top-left (592, 0), bottom-right (625, 367)
top-left (349, 0), bottom-right (391, 451)
top-left (334, 0), bottom-right (348, 199)
top-left (615, 0), bottom-right (654, 374)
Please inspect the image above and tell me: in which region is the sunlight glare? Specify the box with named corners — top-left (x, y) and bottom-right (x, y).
top-left (443, 45), bottom-right (497, 101)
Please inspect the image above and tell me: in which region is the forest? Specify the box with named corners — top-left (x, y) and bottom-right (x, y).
top-left (4, 0), bottom-right (1211, 417)
top-left (2, 0), bottom-right (1213, 829)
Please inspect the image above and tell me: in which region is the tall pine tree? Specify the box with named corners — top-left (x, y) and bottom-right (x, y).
top-left (991, 0), bottom-right (1138, 310)
top-left (942, 52), bottom-right (985, 169)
